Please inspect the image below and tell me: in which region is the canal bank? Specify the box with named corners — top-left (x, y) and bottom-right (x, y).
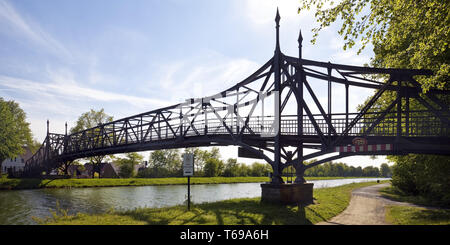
top-left (0, 176), bottom-right (380, 190)
top-left (0, 178), bottom-right (388, 225)
top-left (37, 181), bottom-right (389, 225)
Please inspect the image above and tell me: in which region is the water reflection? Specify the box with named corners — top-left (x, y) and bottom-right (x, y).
top-left (0, 178), bottom-right (389, 225)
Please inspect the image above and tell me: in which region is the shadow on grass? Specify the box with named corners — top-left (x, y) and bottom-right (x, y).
top-left (2, 178), bottom-right (57, 190)
top-left (412, 209), bottom-right (450, 222)
top-left (387, 205), bottom-right (450, 225)
top-left (380, 186), bottom-right (449, 208)
top-left (115, 199), bottom-right (313, 225)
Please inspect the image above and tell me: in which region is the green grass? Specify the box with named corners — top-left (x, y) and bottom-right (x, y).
top-left (39, 181), bottom-right (386, 225)
top-left (380, 186), bottom-right (449, 208)
top-left (385, 206), bottom-right (450, 225)
top-left (380, 185), bottom-right (450, 225)
top-left (0, 176), bottom-right (376, 190)
top-left (0, 177), bottom-right (265, 190)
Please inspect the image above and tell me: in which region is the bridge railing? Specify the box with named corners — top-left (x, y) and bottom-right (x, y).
top-left (280, 110), bottom-right (448, 137)
top-left (60, 111), bottom-right (449, 155)
top-left (25, 109), bottom-right (448, 173)
top-left (24, 133), bottom-right (66, 175)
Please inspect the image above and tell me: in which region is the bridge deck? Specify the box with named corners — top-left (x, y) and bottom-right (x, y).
top-left (32, 113), bottom-right (449, 163)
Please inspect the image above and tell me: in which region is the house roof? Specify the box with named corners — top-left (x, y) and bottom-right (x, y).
top-left (3, 147), bottom-right (34, 162)
top-left (109, 162), bottom-right (121, 174)
top-left (21, 147), bottom-right (33, 161)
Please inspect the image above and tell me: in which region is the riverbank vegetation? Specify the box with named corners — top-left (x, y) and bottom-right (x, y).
top-left (1, 144), bottom-right (391, 190)
top-left (0, 98), bottom-right (38, 175)
top-left (128, 148), bottom-right (392, 179)
top-left (380, 185), bottom-right (450, 208)
top-left (36, 181), bottom-right (385, 225)
top-left (388, 155), bottom-right (450, 207)
top-left (0, 175), bottom-right (378, 190)
top-left (380, 185), bottom-right (450, 224)
top-left (0, 176), bottom-right (267, 190)
top-left (303, 162), bottom-right (391, 178)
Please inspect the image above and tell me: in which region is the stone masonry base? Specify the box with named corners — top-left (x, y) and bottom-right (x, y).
top-left (260, 183), bottom-right (314, 205)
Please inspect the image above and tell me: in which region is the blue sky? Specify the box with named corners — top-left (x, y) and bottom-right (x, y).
top-left (0, 0), bottom-right (389, 167)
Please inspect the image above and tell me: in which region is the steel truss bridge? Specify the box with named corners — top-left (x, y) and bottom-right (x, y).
top-left (25, 11), bottom-right (450, 183)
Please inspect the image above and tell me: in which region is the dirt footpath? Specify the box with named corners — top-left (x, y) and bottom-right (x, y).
top-left (317, 183), bottom-right (418, 225)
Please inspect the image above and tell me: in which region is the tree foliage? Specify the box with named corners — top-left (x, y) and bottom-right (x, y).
top-left (146, 149), bottom-right (182, 177)
top-left (116, 152), bottom-right (144, 178)
top-left (299, 0), bottom-right (449, 91)
top-left (70, 108), bottom-right (114, 176)
top-left (137, 148), bottom-right (272, 178)
top-left (299, 0), bottom-right (449, 205)
top-left (389, 154), bottom-right (450, 206)
top-left (302, 161), bottom-right (389, 177)
top-left (184, 147), bottom-right (221, 173)
top-left (380, 163), bottom-right (392, 177)
top-left (203, 158), bottom-right (224, 177)
top-left (138, 147), bottom-right (382, 178)
top-left (70, 108), bottom-right (114, 133)
top-left (0, 98), bottom-right (33, 174)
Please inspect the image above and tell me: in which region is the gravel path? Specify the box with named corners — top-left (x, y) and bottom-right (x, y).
top-left (316, 183), bottom-right (420, 225)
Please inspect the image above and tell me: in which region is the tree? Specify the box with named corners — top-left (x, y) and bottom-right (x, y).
top-left (223, 158), bottom-right (239, 177)
top-left (250, 162), bottom-right (271, 177)
top-left (304, 160), bottom-right (381, 177)
top-left (203, 158), bottom-right (224, 177)
top-left (389, 154), bottom-right (450, 206)
top-left (299, 0), bottom-right (448, 91)
top-left (28, 139), bottom-right (42, 154)
top-left (380, 163), bottom-right (392, 177)
top-left (0, 98), bottom-right (33, 174)
top-left (184, 147), bottom-right (221, 175)
top-left (362, 166), bottom-right (380, 177)
top-left (116, 152), bottom-right (144, 178)
top-left (148, 149), bottom-right (182, 177)
top-left (70, 109), bottom-right (113, 177)
top-left (299, 0), bottom-right (449, 204)
top-left (237, 164), bottom-right (251, 177)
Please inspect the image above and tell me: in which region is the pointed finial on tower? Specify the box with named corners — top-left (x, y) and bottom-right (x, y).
top-left (298, 29), bottom-right (303, 59)
top-left (275, 8), bottom-right (280, 27)
top-left (65, 122), bottom-right (68, 135)
top-left (47, 119), bottom-right (49, 135)
top-left (275, 8), bottom-right (281, 52)
top-left (298, 29), bottom-right (303, 45)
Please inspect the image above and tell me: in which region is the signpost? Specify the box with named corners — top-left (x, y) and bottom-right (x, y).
top-left (352, 137), bottom-right (368, 146)
top-left (183, 153), bottom-right (194, 210)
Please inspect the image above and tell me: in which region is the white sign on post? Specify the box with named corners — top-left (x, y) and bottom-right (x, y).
top-left (183, 153), bottom-right (194, 176)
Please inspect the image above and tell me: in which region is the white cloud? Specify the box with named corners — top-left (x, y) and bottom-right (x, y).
top-left (328, 36), bottom-right (372, 66)
top-left (244, 0), bottom-right (304, 25)
top-left (241, 0), bottom-right (340, 27)
top-left (149, 51), bottom-right (260, 104)
top-left (0, 0), bottom-right (72, 60)
top-left (0, 74), bottom-right (169, 110)
top-left (330, 50), bottom-right (370, 66)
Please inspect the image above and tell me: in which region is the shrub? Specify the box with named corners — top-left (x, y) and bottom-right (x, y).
top-left (390, 154), bottom-right (450, 207)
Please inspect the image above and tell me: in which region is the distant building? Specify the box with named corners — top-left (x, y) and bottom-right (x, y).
top-left (100, 163), bottom-right (120, 178)
top-left (1, 147), bottom-right (33, 174)
top-left (67, 165), bottom-right (90, 178)
top-left (67, 162), bottom-right (147, 178)
top-left (135, 163), bottom-right (147, 174)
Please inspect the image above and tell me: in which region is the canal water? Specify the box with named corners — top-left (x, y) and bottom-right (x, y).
top-left (0, 178), bottom-right (389, 225)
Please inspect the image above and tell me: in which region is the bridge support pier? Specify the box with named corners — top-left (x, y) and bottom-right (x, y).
top-left (261, 183), bottom-right (314, 205)
top-left (294, 164), bottom-right (307, 184)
